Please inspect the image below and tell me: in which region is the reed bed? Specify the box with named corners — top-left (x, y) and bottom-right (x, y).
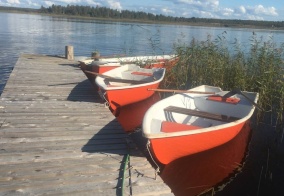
top-left (162, 32), bottom-right (284, 131)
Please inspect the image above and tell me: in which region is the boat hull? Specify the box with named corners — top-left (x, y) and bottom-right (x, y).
top-left (104, 82), bottom-right (160, 111)
top-left (114, 92), bottom-right (161, 132)
top-left (149, 121), bottom-right (247, 164)
top-left (96, 64), bottom-right (165, 111)
top-left (79, 61), bottom-right (120, 89)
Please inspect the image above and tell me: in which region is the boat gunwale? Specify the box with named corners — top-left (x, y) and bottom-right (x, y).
top-left (79, 54), bottom-right (177, 66)
top-left (95, 65), bottom-right (166, 90)
top-left (142, 89), bottom-right (259, 139)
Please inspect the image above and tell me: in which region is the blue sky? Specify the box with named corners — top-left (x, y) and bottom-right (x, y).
top-left (0, 0), bottom-right (283, 21)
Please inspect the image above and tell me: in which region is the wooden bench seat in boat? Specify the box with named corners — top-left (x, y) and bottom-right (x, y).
top-left (104, 77), bottom-right (149, 84)
top-left (164, 106), bottom-right (240, 123)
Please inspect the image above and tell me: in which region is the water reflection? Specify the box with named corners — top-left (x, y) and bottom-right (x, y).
top-left (0, 11), bottom-right (283, 99)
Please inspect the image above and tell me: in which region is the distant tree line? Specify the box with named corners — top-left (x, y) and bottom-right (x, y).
top-left (0, 5), bottom-right (38, 13)
top-left (1, 5), bottom-right (284, 29)
top-left (39, 4), bottom-right (173, 21)
top-left (38, 5), bottom-right (284, 28)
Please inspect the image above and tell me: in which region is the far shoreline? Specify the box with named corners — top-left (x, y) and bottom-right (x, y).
top-left (1, 9), bottom-right (283, 31)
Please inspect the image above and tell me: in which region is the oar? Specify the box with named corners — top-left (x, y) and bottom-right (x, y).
top-left (149, 88), bottom-right (262, 110)
top-left (84, 70), bottom-right (112, 79)
top-left (148, 88), bottom-right (243, 97)
top-left (216, 88), bottom-right (262, 111)
top-left (84, 70), bottom-right (149, 84)
top-left (147, 88), bottom-right (216, 94)
top-left (234, 89), bottom-right (263, 111)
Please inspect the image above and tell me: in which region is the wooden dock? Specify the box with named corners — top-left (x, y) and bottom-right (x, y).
top-left (0, 54), bottom-right (173, 196)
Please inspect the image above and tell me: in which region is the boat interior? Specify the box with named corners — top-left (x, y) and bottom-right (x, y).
top-left (97, 64), bottom-right (165, 88)
top-left (147, 91), bottom-right (257, 135)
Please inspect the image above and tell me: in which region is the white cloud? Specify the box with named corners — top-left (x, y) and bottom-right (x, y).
top-left (26, 0), bottom-right (39, 7)
top-left (222, 8), bottom-right (233, 17)
top-left (42, 0), bottom-right (100, 7)
top-left (161, 7), bottom-right (175, 15)
top-left (44, 1), bottom-right (54, 6)
top-left (106, 0), bottom-right (122, 10)
top-left (164, 1), bottom-right (280, 20)
top-left (84, 0), bottom-right (100, 6)
top-left (198, 10), bottom-right (215, 18)
top-left (254, 5), bottom-right (277, 16)
top-left (238, 6), bottom-right (246, 14)
top-left (177, 0), bottom-right (219, 9)
top-left (150, 7), bottom-right (157, 12)
top-left (223, 4), bottom-right (278, 20)
top-left (246, 15), bottom-right (264, 21)
top-left (231, 4), bottom-right (278, 20)
top-left (160, 0), bottom-right (220, 18)
top-left (57, 0), bottom-right (82, 3)
top-left (7, 0), bottom-right (20, 4)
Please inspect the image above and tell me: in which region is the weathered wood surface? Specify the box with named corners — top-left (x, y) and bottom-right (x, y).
top-left (0, 54), bottom-right (173, 196)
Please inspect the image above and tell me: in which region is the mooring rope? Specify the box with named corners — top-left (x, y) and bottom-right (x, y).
top-left (102, 92), bottom-right (110, 108)
top-left (121, 139), bottom-right (133, 196)
top-left (146, 140), bottom-right (160, 180)
top-left (121, 153), bottom-right (130, 196)
top-left (98, 91), bottom-right (110, 108)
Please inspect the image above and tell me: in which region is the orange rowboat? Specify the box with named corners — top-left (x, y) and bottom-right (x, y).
top-left (79, 54), bottom-right (176, 89)
top-left (142, 85), bottom-right (259, 164)
top-left (95, 64), bottom-right (166, 112)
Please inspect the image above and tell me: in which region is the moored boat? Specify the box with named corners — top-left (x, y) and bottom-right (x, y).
top-left (79, 54), bottom-right (176, 89)
top-left (142, 85), bottom-right (259, 164)
top-left (95, 64), bottom-right (166, 112)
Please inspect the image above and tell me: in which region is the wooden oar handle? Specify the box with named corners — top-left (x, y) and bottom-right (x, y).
top-left (84, 70), bottom-right (149, 84)
top-left (148, 88), bottom-right (215, 94)
top-left (236, 90), bottom-right (262, 111)
top-left (84, 70), bottom-right (112, 78)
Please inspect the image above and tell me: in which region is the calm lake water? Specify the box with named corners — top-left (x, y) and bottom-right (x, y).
top-left (1, 12), bottom-right (284, 95)
top-left (1, 12), bottom-right (284, 195)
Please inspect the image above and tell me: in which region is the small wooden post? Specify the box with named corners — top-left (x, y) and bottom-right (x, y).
top-left (65, 45), bottom-right (74, 60)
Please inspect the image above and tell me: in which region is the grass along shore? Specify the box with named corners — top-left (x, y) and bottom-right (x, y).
top-left (162, 32), bottom-right (284, 133)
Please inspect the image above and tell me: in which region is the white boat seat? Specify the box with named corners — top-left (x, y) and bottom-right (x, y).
top-left (164, 106), bottom-right (240, 122)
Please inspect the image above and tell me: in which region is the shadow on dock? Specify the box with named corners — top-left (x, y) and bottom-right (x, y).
top-left (66, 79), bottom-right (102, 103)
top-left (59, 62), bottom-right (80, 68)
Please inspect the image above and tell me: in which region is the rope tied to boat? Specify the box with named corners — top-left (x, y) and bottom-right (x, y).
top-left (104, 101), bottom-right (110, 108)
top-left (101, 92), bottom-right (110, 108)
top-left (146, 140), bottom-right (160, 180)
top-left (120, 138), bottom-right (133, 196)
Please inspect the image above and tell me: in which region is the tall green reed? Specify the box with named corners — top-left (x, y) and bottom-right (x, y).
top-left (162, 32), bottom-right (284, 130)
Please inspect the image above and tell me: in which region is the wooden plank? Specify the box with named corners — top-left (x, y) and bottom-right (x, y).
top-left (0, 133), bottom-right (128, 144)
top-left (164, 106), bottom-right (240, 122)
top-left (0, 54), bottom-right (173, 195)
top-left (0, 153), bottom-right (149, 172)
